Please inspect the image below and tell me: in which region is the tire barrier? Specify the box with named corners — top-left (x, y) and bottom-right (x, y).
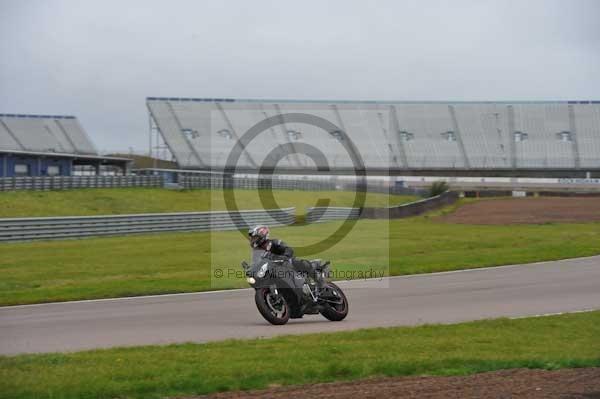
top-left (305, 207), bottom-right (361, 223)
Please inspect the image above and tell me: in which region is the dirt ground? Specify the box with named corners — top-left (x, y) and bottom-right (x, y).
top-left (193, 368), bottom-right (600, 399)
top-left (439, 197), bottom-right (600, 224)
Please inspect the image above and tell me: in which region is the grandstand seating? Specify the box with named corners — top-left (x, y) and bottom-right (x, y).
top-left (0, 114), bottom-right (97, 155)
top-left (574, 104), bottom-right (600, 168)
top-left (146, 98), bottom-right (600, 172)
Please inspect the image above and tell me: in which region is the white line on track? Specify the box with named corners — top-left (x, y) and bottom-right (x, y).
top-left (509, 308), bottom-right (599, 319)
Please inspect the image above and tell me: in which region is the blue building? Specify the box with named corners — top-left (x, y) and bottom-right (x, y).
top-left (0, 114), bottom-right (130, 177)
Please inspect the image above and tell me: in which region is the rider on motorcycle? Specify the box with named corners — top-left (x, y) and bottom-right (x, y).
top-left (248, 225), bottom-right (319, 284)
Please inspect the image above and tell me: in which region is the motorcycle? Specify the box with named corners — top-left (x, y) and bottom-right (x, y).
top-left (241, 254), bottom-right (349, 325)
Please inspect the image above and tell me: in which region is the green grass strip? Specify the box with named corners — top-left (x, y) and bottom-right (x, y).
top-left (1, 311), bottom-right (599, 399)
top-left (1, 214), bottom-right (600, 305)
top-left (0, 188), bottom-right (415, 218)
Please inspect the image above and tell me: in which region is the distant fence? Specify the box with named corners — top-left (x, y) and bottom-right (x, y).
top-left (0, 173), bottom-right (420, 195)
top-left (179, 175), bottom-right (337, 191)
top-left (0, 176), bottom-right (163, 191)
top-left (0, 208), bottom-right (295, 242)
top-left (178, 174), bottom-right (419, 195)
top-left (305, 191), bottom-right (459, 223)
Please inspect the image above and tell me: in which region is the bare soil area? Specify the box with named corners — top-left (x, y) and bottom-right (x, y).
top-left (193, 368), bottom-right (600, 399)
top-left (439, 197), bottom-right (600, 224)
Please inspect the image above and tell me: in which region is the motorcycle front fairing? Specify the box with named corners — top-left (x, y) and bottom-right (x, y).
top-left (243, 258), bottom-right (306, 304)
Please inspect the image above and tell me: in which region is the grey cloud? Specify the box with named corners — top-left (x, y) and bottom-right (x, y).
top-left (1, 0), bottom-right (599, 152)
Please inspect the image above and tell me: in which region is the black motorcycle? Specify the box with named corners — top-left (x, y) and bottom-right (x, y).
top-left (241, 255), bottom-right (349, 325)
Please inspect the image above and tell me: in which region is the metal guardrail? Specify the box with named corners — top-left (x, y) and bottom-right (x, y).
top-left (305, 191), bottom-right (459, 223)
top-left (0, 208), bottom-right (295, 242)
top-left (305, 206), bottom-right (361, 223)
top-left (361, 191), bottom-right (459, 218)
top-left (0, 176), bottom-right (163, 191)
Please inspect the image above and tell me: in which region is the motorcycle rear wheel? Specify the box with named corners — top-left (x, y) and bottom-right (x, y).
top-left (255, 288), bottom-right (290, 325)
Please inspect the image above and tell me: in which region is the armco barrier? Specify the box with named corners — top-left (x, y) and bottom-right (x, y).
top-left (0, 176), bottom-right (163, 191)
top-left (360, 191), bottom-right (459, 218)
top-left (0, 208), bottom-right (295, 242)
top-left (305, 207), bottom-right (361, 223)
top-left (305, 191), bottom-right (459, 223)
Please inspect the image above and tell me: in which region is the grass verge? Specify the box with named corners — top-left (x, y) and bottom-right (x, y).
top-left (1, 210), bottom-right (600, 305)
top-left (0, 188), bottom-right (415, 217)
top-left (1, 311), bottom-right (599, 399)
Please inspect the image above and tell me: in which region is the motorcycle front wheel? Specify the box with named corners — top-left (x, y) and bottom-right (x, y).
top-left (255, 288), bottom-right (290, 325)
top-left (319, 282), bottom-right (349, 321)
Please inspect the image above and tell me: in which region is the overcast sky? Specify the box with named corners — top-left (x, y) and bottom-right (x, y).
top-left (1, 0), bottom-right (599, 153)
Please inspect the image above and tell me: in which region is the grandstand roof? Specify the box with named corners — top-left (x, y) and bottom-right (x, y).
top-left (0, 113), bottom-right (98, 155)
top-left (147, 97), bottom-right (600, 105)
top-left (0, 149), bottom-right (131, 162)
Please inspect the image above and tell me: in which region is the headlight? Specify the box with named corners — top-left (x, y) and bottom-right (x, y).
top-left (246, 277), bottom-right (256, 284)
top-left (256, 262), bottom-right (269, 278)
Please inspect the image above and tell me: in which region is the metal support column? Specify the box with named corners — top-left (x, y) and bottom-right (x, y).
top-left (568, 105), bottom-right (581, 169)
top-left (507, 105), bottom-right (517, 169)
top-left (448, 105), bottom-right (471, 169)
top-left (273, 104), bottom-right (303, 168)
top-left (0, 119), bottom-right (26, 150)
top-left (165, 101), bottom-right (206, 168)
top-left (389, 105), bottom-right (409, 168)
top-left (54, 119), bottom-right (79, 153)
top-left (216, 102), bottom-right (258, 169)
top-left (148, 111), bottom-right (153, 158)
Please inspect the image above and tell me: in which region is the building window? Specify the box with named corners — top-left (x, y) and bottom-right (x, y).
top-left (182, 128), bottom-right (200, 139)
top-left (441, 131), bottom-right (456, 142)
top-left (216, 129), bottom-right (233, 140)
top-left (329, 130), bottom-right (345, 141)
top-left (514, 131), bottom-right (528, 142)
top-left (14, 164), bottom-right (29, 176)
top-left (398, 130), bottom-right (414, 141)
top-left (557, 131), bottom-right (572, 142)
top-left (287, 130), bottom-right (302, 141)
top-left (47, 165), bottom-right (60, 176)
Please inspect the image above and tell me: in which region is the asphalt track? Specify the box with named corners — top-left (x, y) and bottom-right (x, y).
top-left (1, 256), bottom-right (599, 355)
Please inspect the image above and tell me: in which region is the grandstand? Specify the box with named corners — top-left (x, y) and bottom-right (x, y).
top-left (147, 98), bottom-right (600, 177)
top-left (0, 114), bottom-right (130, 177)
